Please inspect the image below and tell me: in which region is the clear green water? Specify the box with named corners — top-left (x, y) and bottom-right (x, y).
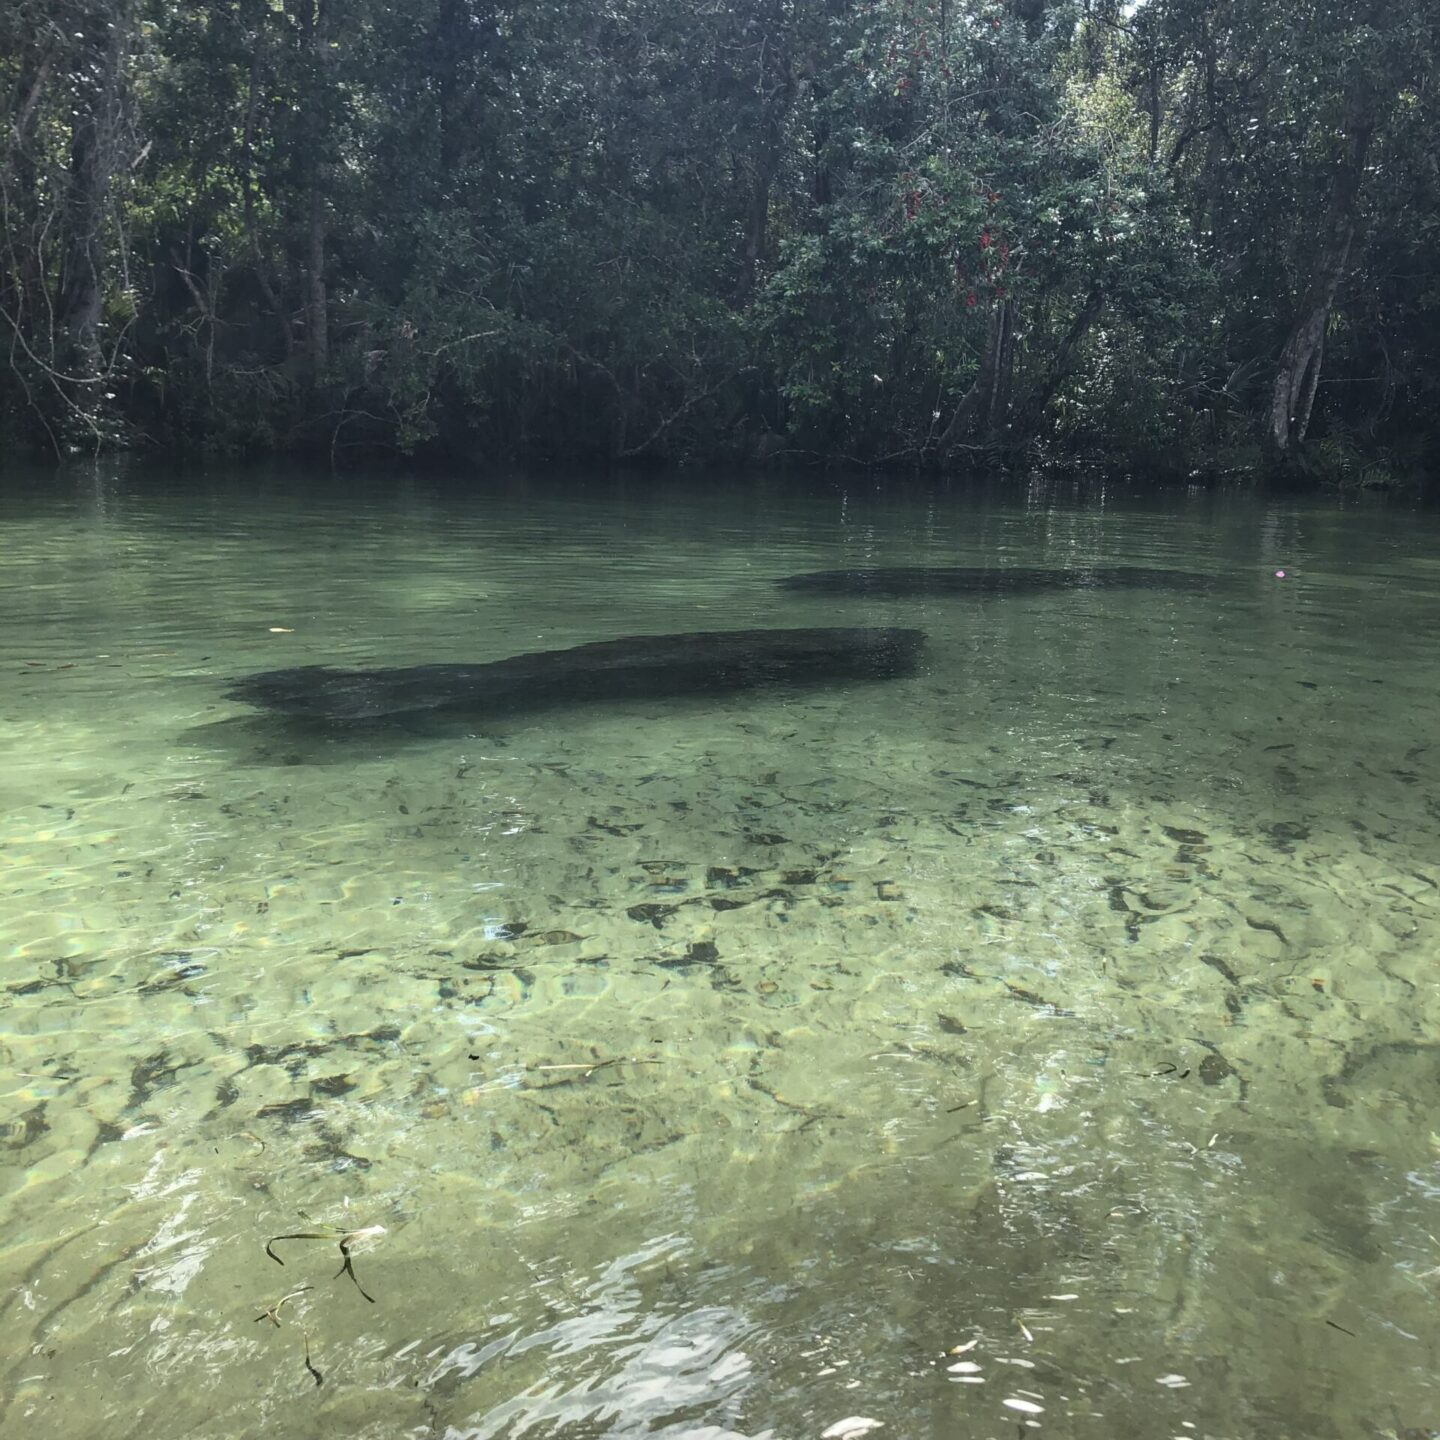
top-left (2, 466), bottom-right (1438, 1440)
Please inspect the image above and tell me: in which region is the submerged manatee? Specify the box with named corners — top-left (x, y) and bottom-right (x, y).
top-left (774, 565), bottom-right (1213, 597)
top-left (227, 626), bottom-right (926, 721)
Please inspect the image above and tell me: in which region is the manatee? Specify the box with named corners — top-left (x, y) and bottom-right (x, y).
top-left (774, 565), bottom-right (1213, 597)
top-left (227, 626), bottom-right (926, 721)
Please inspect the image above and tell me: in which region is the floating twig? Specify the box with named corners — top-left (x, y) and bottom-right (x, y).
top-left (254, 1285), bottom-right (314, 1327)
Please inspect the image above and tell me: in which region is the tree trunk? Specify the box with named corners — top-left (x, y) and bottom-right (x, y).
top-left (291, 0), bottom-right (331, 383)
top-left (240, 36), bottom-right (294, 360)
top-left (739, 135), bottom-right (782, 303)
top-left (978, 297), bottom-right (1015, 441)
top-left (1147, 59), bottom-right (1161, 163)
top-left (1264, 126), bottom-right (1370, 465)
top-left (2, 47), bottom-right (52, 332)
top-left (437, 0), bottom-right (494, 182)
top-left (58, 7), bottom-right (129, 384)
top-left (735, 13), bottom-right (794, 303)
top-left (934, 296), bottom-right (1017, 460)
top-left (305, 180), bottom-right (328, 377)
top-left (436, 0), bottom-right (467, 177)
top-left (810, 96), bottom-right (832, 208)
top-left (1014, 285), bottom-right (1104, 438)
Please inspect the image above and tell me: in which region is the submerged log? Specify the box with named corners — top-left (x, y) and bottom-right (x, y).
top-left (227, 626), bottom-right (926, 721)
top-left (774, 566), bottom-right (1213, 598)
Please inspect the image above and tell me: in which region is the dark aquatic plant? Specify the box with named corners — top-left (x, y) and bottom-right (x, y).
top-left (265, 1222), bottom-right (385, 1304)
top-left (254, 1224), bottom-right (385, 1389)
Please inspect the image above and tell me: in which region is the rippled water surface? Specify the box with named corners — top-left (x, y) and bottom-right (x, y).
top-left (2, 466), bottom-right (1438, 1440)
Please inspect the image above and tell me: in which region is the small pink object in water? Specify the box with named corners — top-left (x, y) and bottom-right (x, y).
top-left (1275, 569), bottom-right (1286, 579)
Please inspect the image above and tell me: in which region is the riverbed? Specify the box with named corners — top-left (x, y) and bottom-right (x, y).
top-left (2, 466), bottom-right (1436, 1439)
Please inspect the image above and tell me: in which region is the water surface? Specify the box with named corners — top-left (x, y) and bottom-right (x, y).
top-left (2, 466), bottom-right (1438, 1440)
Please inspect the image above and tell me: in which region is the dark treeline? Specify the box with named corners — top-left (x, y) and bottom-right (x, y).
top-left (2, 1), bottom-right (1437, 480)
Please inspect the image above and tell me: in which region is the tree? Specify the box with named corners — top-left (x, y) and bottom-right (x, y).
top-left (1, 0), bottom-right (141, 451)
top-left (2, 0), bottom-right (1436, 476)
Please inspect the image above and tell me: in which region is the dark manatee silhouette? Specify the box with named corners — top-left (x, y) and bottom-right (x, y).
top-left (774, 565), bottom-right (1213, 598)
top-left (227, 626), bottom-right (926, 721)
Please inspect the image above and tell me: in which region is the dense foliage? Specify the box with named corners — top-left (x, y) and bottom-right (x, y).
top-left (2, 0), bottom-right (1437, 479)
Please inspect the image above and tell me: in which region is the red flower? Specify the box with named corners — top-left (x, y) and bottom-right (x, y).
top-left (980, 230), bottom-right (991, 249)
top-left (966, 292), bottom-right (978, 307)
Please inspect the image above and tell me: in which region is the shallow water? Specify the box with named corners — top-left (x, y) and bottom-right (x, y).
top-left (1, 465), bottom-right (1438, 1440)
